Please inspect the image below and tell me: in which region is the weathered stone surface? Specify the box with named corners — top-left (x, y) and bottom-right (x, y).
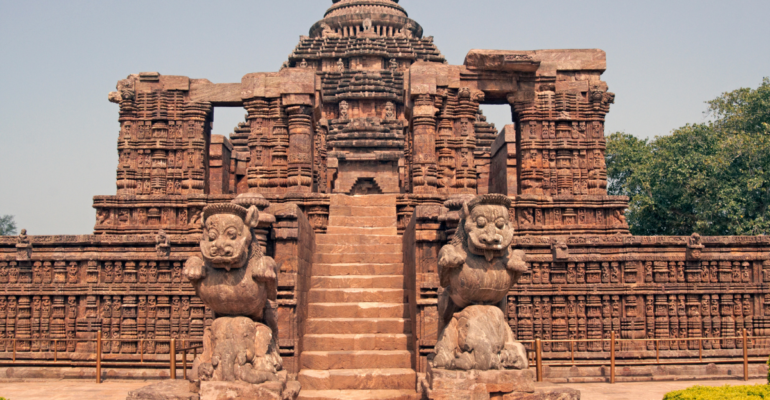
top-left (199, 381), bottom-right (284, 400)
top-left (426, 366), bottom-right (536, 400)
top-left (191, 317), bottom-right (282, 384)
top-left (126, 380), bottom-right (199, 400)
top-left (502, 388), bottom-right (580, 400)
top-left (433, 305), bottom-right (527, 371)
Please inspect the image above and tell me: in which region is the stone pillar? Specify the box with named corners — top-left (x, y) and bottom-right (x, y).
top-left (245, 98), bottom-right (271, 192)
top-left (411, 94), bottom-right (438, 194)
top-left (208, 135), bottom-right (233, 194)
top-left (286, 105), bottom-right (314, 193)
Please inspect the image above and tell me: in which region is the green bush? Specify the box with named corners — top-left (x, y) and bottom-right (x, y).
top-left (663, 384), bottom-right (770, 400)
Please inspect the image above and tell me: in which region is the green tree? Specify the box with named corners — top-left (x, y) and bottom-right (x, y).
top-left (606, 78), bottom-right (770, 236)
top-left (0, 215), bottom-right (17, 236)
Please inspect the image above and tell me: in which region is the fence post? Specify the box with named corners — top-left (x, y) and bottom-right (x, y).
top-left (655, 340), bottom-right (659, 363)
top-left (54, 339), bottom-right (58, 362)
top-left (96, 330), bottom-right (102, 384)
top-left (183, 340), bottom-right (188, 381)
top-left (610, 331), bottom-right (616, 384)
top-left (743, 329), bottom-right (749, 381)
top-left (535, 339), bottom-right (543, 382)
top-left (698, 338), bottom-right (702, 362)
top-left (13, 339), bottom-right (16, 362)
top-left (170, 339), bottom-right (176, 380)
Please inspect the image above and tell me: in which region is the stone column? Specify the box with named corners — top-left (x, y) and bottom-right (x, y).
top-left (245, 98), bottom-right (271, 193)
top-left (286, 105), bottom-right (314, 193)
top-left (411, 94), bottom-right (438, 194)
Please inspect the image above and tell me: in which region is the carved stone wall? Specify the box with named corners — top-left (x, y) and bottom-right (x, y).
top-left (404, 204), bottom-right (770, 374)
top-left (0, 206), bottom-right (314, 374)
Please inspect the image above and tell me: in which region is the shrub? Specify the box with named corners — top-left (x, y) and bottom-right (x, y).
top-left (663, 384), bottom-right (770, 400)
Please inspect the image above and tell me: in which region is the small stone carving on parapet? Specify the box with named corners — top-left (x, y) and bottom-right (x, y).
top-left (687, 233), bottom-right (705, 260)
top-left (16, 229), bottom-right (32, 261)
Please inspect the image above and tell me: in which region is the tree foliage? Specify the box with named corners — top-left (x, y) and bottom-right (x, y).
top-left (606, 78), bottom-right (770, 236)
top-left (0, 215), bottom-right (17, 236)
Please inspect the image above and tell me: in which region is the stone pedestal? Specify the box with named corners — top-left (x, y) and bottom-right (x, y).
top-left (126, 380), bottom-right (198, 400)
top-left (199, 377), bottom-right (300, 400)
top-left (424, 366), bottom-right (580, 400)
top-left (126, 372), bottom-right (300, 400)
top-left (424, 366), bottom-right (535, 399)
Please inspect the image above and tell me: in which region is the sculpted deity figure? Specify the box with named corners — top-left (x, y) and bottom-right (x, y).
top-left (432, 194), bottom-right (529, 371)
top-left (18, 229), bottom-right (29, 245)
top-left (185, 199), bottom-right (282, 385)
top-left (336, 58), bottom-right (345, 72)
top-left (319, 22), bottom-right (339, 38)
top-left (338, 100), bottom-right (349, 120)
top-left (384, 102), bottom-right (396, 121)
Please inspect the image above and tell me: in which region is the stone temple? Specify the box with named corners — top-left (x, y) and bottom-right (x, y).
top-left (2, 1), bottom-right (769, 399)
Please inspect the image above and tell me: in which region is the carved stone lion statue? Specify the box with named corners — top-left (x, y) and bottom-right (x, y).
top-left (184, 203), bottom-right (277, 321)
top-left (184, 201), bottom-right (282, 385)
top-left (432, 194), bottom-right (528, 371)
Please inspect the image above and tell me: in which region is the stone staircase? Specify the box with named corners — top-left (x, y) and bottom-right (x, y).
top-left (298, 195), bottom-right (418, 400)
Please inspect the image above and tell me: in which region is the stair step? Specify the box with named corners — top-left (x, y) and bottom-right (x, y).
top-left (314, 253), bottom-right (403, 264)
top-left (316, 234), bottom-right (402, 246)
top-left (308, 288), bottom-right (405, 303)
top-left (311, 275), bottom-right (404, 289)
top-left (328, 216), bottom-right (396, 228)
top-left (313, 263), bottom-right (404, 276)
top-left (303, 334), bottom-right (411, 351)
top-left (329, 205), bottom-right (397, 217)
top-left (330, 195), bottom-right (397, 207)
top-left (326, 226), bottom-right (398, 235)
top-left (305, 318), bottom-right (410, 335)
top-left (309, 302), bottom-right (408, 319)
top-left (299, 368), bottom-right (416, 390)
top-left (301, 350), bottom-right (412, 370)
top-left (298, 390), bottom-right (420, 400)
top-left (316, 243), bottom-right (403, 255)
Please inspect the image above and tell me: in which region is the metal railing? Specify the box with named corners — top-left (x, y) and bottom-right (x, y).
top-left (523, 329), bottom-right (763, 383)
top-left (0, 331), bottom-right (201, 383)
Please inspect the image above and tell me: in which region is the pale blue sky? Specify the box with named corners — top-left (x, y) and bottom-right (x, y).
top-left (1, 0), bottom-right (769, 235)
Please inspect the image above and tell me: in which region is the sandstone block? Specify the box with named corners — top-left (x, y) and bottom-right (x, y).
top-left (300, 350), bottom-right (412, 370)
top-left (311, 275), bottom-right (404, 289)
top-left (199, 381), bottom-right (286, 400)
top-left (308, 302), bottom-right (408, 319)
top-left (126, 380), bottom-right (198, 400)
top-left (307, 288), bottom-right (405, 303)
top-left (305, 318), bottom-right (410, 335)
top-left (303, 333), bottom-right (411, 351)
top-left (299, 368), bottom-right (416, 390)
top-left (311, 263), bottom-right (404, 276)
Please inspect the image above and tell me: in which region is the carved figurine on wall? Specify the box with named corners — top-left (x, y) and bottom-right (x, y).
top-left (433, 194), bottom-right (529, 371)
top-left (184, 198), bottom-right (285, 388)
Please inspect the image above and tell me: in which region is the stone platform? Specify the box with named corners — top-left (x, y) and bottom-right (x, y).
top-left (424, 366), bottom-right (579, 400)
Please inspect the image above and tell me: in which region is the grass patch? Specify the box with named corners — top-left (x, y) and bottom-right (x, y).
top-left (663, 384), bottom-right (770, 400)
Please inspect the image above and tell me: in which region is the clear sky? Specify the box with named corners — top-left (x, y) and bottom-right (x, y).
top-left (1, 0), bottom-right (769, 235)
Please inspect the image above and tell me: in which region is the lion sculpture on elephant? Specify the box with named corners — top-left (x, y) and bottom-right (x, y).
top-left (432, 194), bottom-right (529, 371)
